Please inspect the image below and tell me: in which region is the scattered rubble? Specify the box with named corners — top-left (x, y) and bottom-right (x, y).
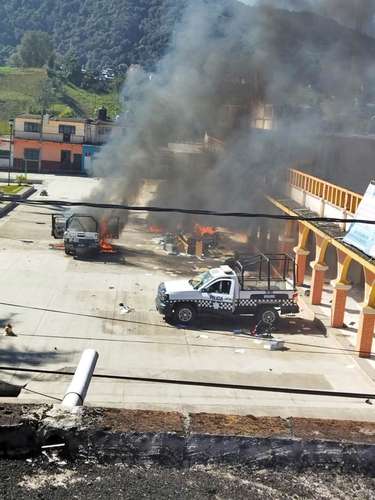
top-left (119, 303), bottom-right (134, 314)
top-left (0, 461), bottom-right (373, 499)
top-left (3, 323), bottom-right (16, 336)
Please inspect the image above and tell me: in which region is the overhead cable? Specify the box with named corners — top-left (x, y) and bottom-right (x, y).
top-left (0, 365), bottom-right (373, 400)
top-left (1, 197), bottom-right (374, 225)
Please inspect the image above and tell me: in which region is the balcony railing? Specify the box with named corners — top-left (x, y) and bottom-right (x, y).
top-left (203, 135), bottom-right (225, 153)
top-left (14, 131), bottom-right (84, 144)
top-left (289, 168), bottom-right (363, 215)
top-left (43, 133), bottom-right (84, 144)
top-left (14, 131), bottom-right (41, 140)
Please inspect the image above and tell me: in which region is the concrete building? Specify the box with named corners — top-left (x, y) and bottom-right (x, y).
top-left (13, 114), bottom-right (85, 173)
top-left (266, 167), bottom-right (375, 358)
top-left (0, 137), bottom-right (11, 168)
top-left (13, 109), bottom-right (117, 174)
top-left (82, 109), bottom-right (117, 173)
top-left (82, 144), bottom-right (102, 173)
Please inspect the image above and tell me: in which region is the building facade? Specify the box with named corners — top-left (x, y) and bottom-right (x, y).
top-left (13, 110), bottom-right (116, 174)
top-left (13, 115), bottom-right (85, 173)
top-left (82, 144), bottom-right (102, 174)
top-left (268, 167), bottom-right (375, 358)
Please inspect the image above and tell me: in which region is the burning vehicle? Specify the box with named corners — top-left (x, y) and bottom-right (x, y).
top-left (156, 253), bottom-right (299, 325)
top-left (151, 223), bottom-right (220, 257)
top-left (51, 213), bottom-right (119, 258)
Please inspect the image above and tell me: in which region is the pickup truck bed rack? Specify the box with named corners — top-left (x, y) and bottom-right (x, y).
top-left (225, 253), bottom-right (297, 291)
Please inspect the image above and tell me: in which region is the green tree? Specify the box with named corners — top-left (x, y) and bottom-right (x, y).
top-left (61, 52), bottom-right (83, 86)
top-left (11, 31), bottom-right (54, 68)
top-left (37, 79), bottom-right (56, 113)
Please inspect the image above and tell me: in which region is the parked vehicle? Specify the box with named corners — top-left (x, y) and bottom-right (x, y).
top-left (51, 213), bottom-right (118, 258)
top-left (156, 254), bottom-right (299, 325)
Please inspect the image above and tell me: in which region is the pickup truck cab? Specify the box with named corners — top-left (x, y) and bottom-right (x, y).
top-left (51, 213), bottom-right (119, 258)
top-left (156, 254), bottom-right (299, 326)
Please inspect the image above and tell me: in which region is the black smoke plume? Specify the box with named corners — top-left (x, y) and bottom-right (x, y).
top-left (87, 0), bottom-right (375, 233)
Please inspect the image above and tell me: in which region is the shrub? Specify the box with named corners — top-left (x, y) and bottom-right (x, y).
top-left (16, 174), bottom-right (27, 185)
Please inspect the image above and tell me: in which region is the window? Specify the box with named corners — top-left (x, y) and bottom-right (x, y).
top-left (24, 122), bottom-right (41, 133)
top-left (24, 148), bottom-right (40, 161)
top-left (221, 281), bottom-right (232, 294)
top-left (58, 125), bottom-right (76, 135)
top-left (207, 280), bottom-right (232, 294)
top-left (61, 150), bottom-right (71, 163)
top-left (207, 282), bottom-right (221, 293)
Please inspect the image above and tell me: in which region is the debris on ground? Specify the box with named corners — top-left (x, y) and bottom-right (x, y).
top-left (4, 460), bottom-right (374, 499)
top-left (119, 303), bottom-right (134, 314)
top-left (3, 323), bottom-right (16, 336)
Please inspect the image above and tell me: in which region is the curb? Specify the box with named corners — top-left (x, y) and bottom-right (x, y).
top-left (0, 186), bottom-right (36, 218)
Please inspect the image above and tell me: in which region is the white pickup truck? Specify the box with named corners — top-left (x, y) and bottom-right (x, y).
top-left (51, 213), bottom-right (119, 258)
top-left (156, 254), bottom-right (299, 325)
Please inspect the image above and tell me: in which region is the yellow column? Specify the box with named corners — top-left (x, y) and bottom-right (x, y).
top-left (356, 269), bottom-right (375, 358)
top-left (293, 223), bottom-right (310, 286)
top-left (330, 252), bottom-right (352, 328)
top-left (309, 235), bottom-right (329, 305)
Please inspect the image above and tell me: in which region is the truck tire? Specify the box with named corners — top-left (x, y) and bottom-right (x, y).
top-left (174, 304), bottom-right (196, 325)
top-left (256, 307), bottom-right (279, 326)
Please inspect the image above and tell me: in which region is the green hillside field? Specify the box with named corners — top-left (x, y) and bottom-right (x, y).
top-left (0, 66), bottom-right (121, 135)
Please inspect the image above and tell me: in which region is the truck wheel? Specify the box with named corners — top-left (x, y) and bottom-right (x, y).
top-left (174, 304), bottom-right (196, 325)
top-left (256, 307), bottom-right (279, 326)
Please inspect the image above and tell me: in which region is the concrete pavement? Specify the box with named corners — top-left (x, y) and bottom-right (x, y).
top-left (0, 176), bottom-right (375, 420)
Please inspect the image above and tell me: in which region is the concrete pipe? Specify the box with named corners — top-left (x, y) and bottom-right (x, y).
top-left (62, 349), bottom-right (99, 408)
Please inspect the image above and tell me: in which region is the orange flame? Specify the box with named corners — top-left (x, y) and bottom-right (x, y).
top-left (194, 224), bottom-right (216, 237)
top-left (148, 224), bottom-right (165, 234)
top-left (100, 238), bottom-right (115, 253)
top-left (99, 219), bottom-right (116, 253)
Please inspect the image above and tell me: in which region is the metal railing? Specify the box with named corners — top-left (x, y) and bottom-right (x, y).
top-left (289, 168), bottom-right (363, 214)
top-left (14, 131), bottom-right (40, 140)
top-left (14, 131), bottom-right (85, 144)
top-left (203, 135), bottom-right (225, 153)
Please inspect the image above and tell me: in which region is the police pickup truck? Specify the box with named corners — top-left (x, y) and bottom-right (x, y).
top-left (52, 213), bottom-right (100, 257)
top-left (51, 213), bottom-right (119, 258)
top-left (156, 254), bottom-right (299, 326)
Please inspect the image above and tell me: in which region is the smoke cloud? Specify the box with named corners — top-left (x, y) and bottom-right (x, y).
top-left (253, 0), bottom-right (375, 34)
top-left (87, 0), bottom-right (375, 234)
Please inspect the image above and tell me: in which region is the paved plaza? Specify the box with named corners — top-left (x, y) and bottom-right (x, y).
top-left (0, 175), bottom-right (374, 420)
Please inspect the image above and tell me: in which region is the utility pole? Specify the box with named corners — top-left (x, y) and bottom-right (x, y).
top-left (8, 119), bottom-right (14, 186)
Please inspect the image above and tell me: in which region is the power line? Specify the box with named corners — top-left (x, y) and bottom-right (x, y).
top-left (1, 196), bottom-right (374, 225)
top-left (0, 299), bottom-right (368, 356)
top-left (22, 386), bottom-right (63, 402)
top-left (0, 365), bottom-right (374, 400)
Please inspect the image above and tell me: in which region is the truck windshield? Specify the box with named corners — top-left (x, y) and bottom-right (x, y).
top-left (189, 271), bottom-right (212, 290)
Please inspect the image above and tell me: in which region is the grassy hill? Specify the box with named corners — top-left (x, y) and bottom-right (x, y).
top-left (0, 66), bottom-right (121, 134)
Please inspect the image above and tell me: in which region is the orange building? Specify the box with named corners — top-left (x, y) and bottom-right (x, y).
top-left (13, 114), bottom-right (86, 173)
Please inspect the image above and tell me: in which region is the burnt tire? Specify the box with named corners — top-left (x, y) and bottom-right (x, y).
top-left (174, 304), bottom-right (196, 325)
top-left (256, 307), bottom-right (279, 326)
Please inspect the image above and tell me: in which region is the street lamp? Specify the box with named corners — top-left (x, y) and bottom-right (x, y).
top-left (8, 118), bottom-right (14, 186)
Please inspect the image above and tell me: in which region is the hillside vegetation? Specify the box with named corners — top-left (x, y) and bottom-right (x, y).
top-left (1, 0), bottom-right (375, 133)
top-left (0, 0), bottom-right (183, 71)
top-left (0, 0), bottom-right (375, 71)
top-left (0, 67), bottom-right (120, 134)
top-left (0, 0), bottom-right (374, 84)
